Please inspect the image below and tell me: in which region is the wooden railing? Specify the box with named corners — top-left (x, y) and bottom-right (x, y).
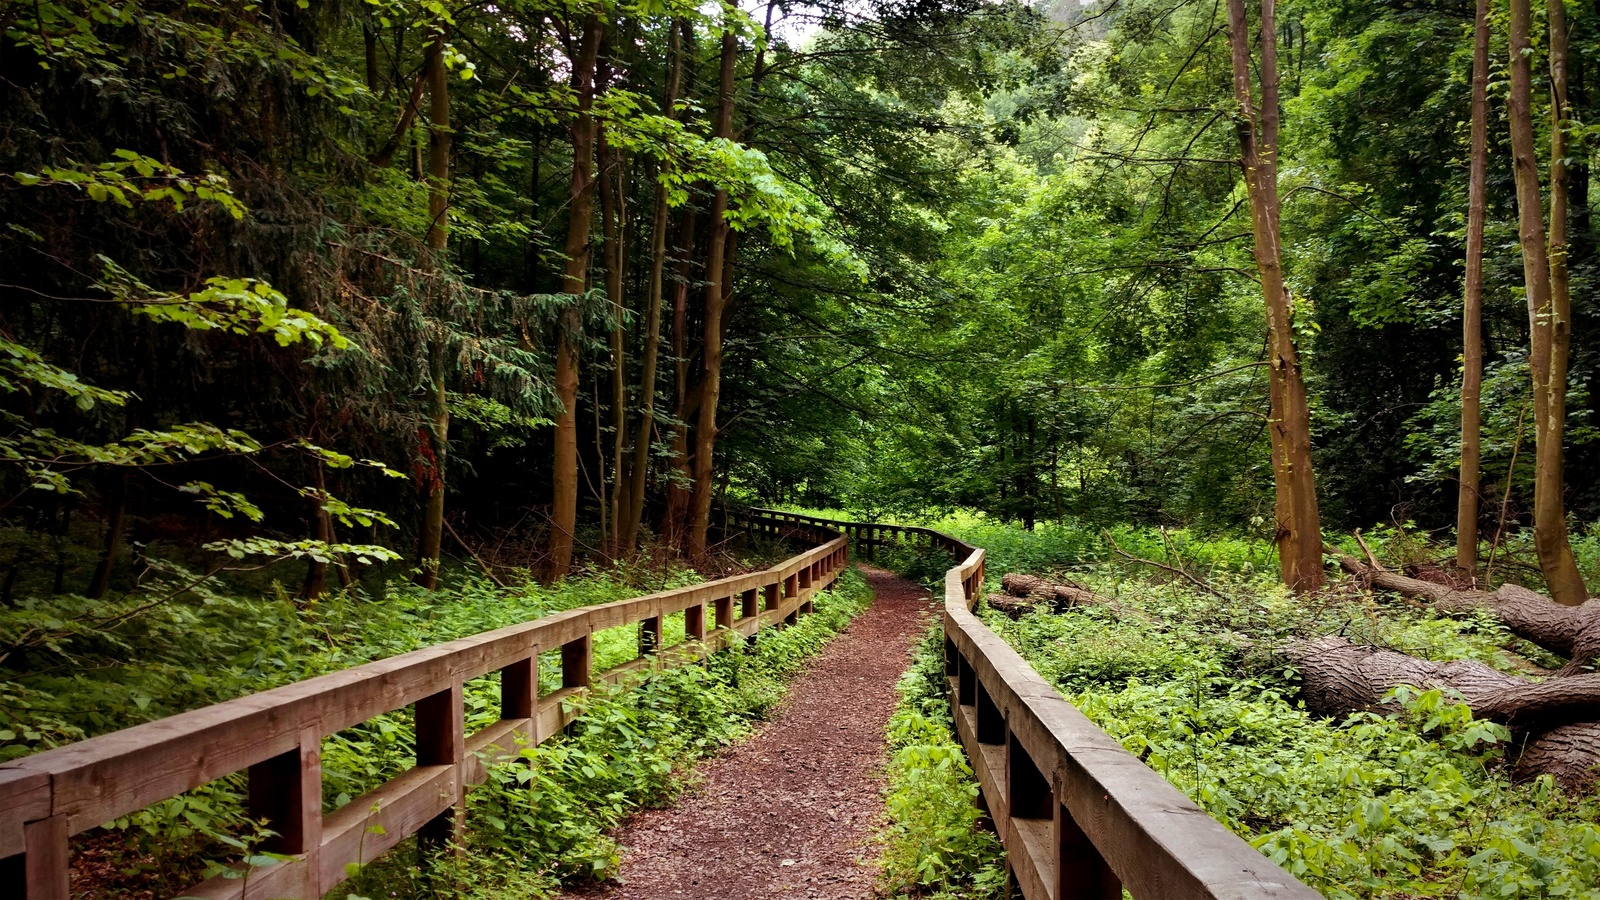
top-left (0, 510), bottom-right (846, 900)
top-left (752, 509), bottom-right (1320, 900)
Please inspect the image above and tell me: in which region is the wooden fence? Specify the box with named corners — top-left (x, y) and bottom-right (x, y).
top-left (0, 511), bottom-right (845, 900)
top-left (749, 509), bottom-right (1321, 900)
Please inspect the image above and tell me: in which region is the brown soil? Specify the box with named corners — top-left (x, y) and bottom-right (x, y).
top-left (565, 565), bottom-right (934, 900)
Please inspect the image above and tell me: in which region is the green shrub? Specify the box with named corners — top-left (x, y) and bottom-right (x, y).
top-left (963, 522), bottom-right (1600, 900)
top-left (878, 628), bottom-right (1006, 900)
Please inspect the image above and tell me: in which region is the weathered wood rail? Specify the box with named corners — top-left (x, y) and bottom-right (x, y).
top-left (0, 510), bottom-right (845, 899)
top-left (750, 509), bottom-right (1321, 900)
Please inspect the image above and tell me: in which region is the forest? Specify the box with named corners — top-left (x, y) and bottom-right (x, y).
top-left (5, 0), bottom-right (1600, 896)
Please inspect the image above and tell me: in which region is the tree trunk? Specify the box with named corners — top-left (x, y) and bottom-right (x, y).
top-left (1329, 549), bottom-right (1600, 675)
top-left (545, 14), bottom-right (605, 583)
top-left (686, 28), bottom-right (739, 563)
top-left (1458, 0), bottom-right (1490, 576)
top-left (415, 28), bottom-right (451, 590)
top-left (1508, 0), bottom-right (1587, 604)
top-left (86, 472), bottom-right (128, 600)
top-left (1286, 635), bottom-right (1600, 788)
top-left (620, 22), bottom-right (684, 554)
top-left (598, 128), bottom-right (626, 559)
top-left (999, 573), bottom-right (1120, 613)
top-left (1227, 0), bottom-right (1323, 593)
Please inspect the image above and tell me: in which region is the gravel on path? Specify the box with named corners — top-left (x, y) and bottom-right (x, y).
top-left (565, 564), bottom-right (934, 900)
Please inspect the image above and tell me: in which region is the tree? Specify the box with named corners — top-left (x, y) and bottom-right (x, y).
top-left (1457, 0), bottom-right (1491, 577)
top-left (416, 23), bottom-right (453, 590)
top-left (1226, 0), bottom-right (1324, 592)
top-left (546, 13), bottom-right (606, 582)
top-left (686, 27), bottom-right (740, 562)
top-left (1507, 0), bottom-right (1587, 604)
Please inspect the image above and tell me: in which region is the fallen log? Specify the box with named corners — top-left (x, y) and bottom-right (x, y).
top-left (999, 572), bottom-right (1120, 612)
top-left (1327, 546), bottom-right (1600, 675)
top-left (1285, 635), bottom-right (1600, 788)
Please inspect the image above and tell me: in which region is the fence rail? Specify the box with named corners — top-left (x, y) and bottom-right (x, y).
top-left (0, 511), bottom-right (846, 900)
top-left (748, 509), bottom-right (1319, 900)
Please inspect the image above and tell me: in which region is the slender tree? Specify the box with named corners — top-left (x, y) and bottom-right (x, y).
top-left (416, 27), bottom-right (451, 589)
top-left (622, 20), bottom-right (685, 552)
top-left (1507, 0), bottom-right (1587, 604)
top-left (686, 27), bottom-right (740, 562)
top-left (1457, 0), bottom-right (1490, 576)
top-left (1227, 0), bottom-right (1324, 592)
top-left (547, 14), bottom-right (606, 582)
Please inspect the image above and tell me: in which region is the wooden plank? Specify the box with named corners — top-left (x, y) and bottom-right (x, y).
top-left (247, 728), bottom-right (321, 856)
top-left (22, 815), bottom-right (67, 900)
top-left (175, 851), bottom-right (315, 900)
top-left (1007, 816), bottom-right (1057, 900)
top-left (318, 763), bottom-right (457, 893)
top-left (0, 767), bottom-right (50, 858)
top-left (462, 717), bottom-right (533, 784)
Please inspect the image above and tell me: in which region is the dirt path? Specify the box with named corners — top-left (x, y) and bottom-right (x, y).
top-left (566, 565), bottom-right (933, 900)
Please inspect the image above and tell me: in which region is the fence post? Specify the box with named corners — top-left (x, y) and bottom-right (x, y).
top-left (763, 581), bottom-right (779, 611)
top-left (1057, 801), bottom-right (1122, 899)
top-left (741, 587), bottom-right (759, 619)
top-left (14, 815), bottom-right (68, 900)
top-left (686, 603), bottom-right (707, 642)
top-left (562, 635), bottom-right (592, 689)
top-left (248, 726), bottom-right (323, 874)
top-left (716, 594), bottom-right (734, 630)
top-left (640, 612), bottom-right (662, 657)
top-left (416, 680), bottom-right (465, 849)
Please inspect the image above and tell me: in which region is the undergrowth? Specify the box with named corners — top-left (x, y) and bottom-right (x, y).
top-left (878, 627), bottom-right (1006, 900)
top-left (1, 538), bottom-right (834, 898)
top-left (820, 509), bottom-right (1600, 899)
top-left (976, 544), bottom-right (1600, 899)
top-left (318, 568), bottom-right (873, 898)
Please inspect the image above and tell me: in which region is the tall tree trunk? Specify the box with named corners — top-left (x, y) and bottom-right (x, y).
top-left (545, 14), bottom-right (605, 582)
top-left (1459, 0), bottom-right (1491, 576)
top-left (1509, 0), bottom-right (1587, 604)
top-left (416, 28), bottom-right (451, 590)
top-left (363, 23), bottom-right (379, 93)
top-left (1227, 0), bottom-right (1324, 592)
top-left (622, 21), bottom-right (684, 552)
top-left (87, 472), bottom-right (127, 600)
top-left (660, 209), bottom-right (698, 551)
top-left (599, 130), bottom-right (627, 559)
top-left (686, 29), bottom-right (739, 562)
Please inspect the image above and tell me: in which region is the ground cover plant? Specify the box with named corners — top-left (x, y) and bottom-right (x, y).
top-left (329, 568), bottom-right (874, 899)
top-left (960, 520), bottom-right (1600, 900)
top-left (0, 535), bottom-right (827, 898)
top-left (878, 626), bottom-right (1007, 900)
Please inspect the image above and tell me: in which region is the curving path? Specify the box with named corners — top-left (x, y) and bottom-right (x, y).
top-left (566, 565), bottom-right (934, 900)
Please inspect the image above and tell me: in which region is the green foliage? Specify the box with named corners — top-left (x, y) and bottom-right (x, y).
top-left (331, 569), bottom-right (873, 898)
top-left (879, 628), bottom-right (1006, 900)
top-left (974, 521), bottom-right (1600, 900)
